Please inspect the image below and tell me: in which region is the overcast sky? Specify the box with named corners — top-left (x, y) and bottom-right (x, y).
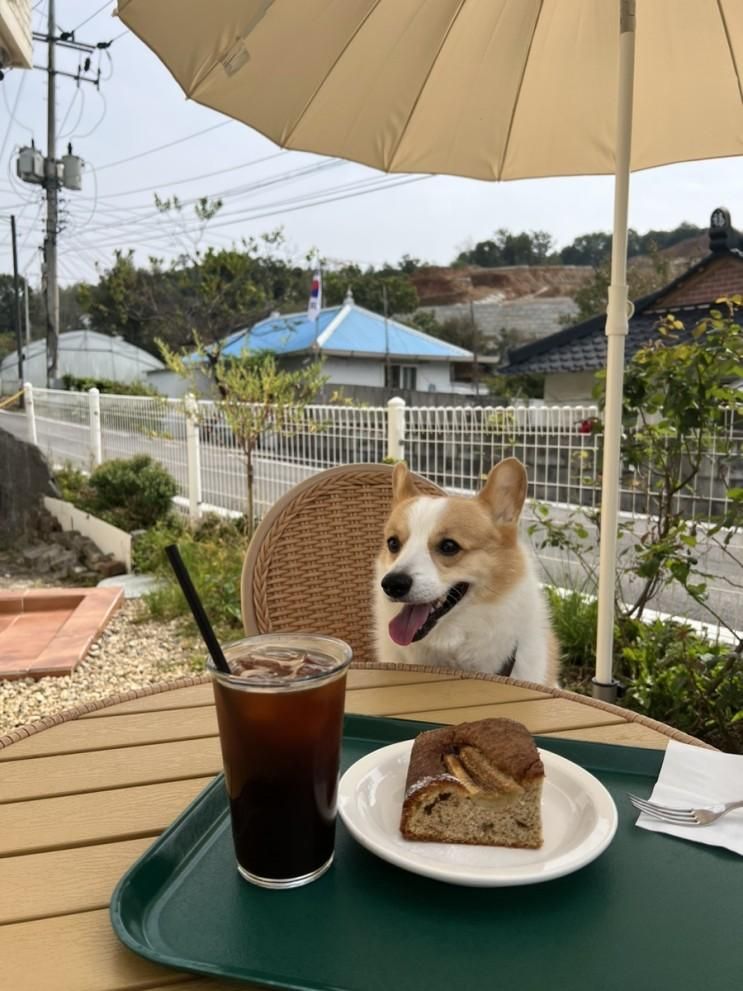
top-left (1, 1), bottom-right (742, 288)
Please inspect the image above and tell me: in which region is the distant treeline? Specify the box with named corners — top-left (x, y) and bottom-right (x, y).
top-left (0, 220), bottom-right (707, 363)
top-left (454, 222), bottom-right (704, 268)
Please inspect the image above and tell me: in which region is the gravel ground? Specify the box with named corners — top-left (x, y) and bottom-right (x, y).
top-left (0, 562), bottom-right (203, 737)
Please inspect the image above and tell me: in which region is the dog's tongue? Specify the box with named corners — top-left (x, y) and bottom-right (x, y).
top-left (389, 603), bottom-right (431, 646)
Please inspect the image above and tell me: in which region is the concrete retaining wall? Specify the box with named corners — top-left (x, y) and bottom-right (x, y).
top-left (43, 498), bottom-right (132, 572)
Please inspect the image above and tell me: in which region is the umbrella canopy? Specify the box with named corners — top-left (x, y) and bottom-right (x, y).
top-left (117, 0), bottom-right (742, 180)
top-left (118, 0), bottom-right (743, 695)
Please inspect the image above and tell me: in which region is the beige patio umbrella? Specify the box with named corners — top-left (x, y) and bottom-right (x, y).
top-left (117, 0), bottom-right (743, 698)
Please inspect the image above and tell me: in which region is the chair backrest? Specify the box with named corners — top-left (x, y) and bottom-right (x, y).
top-left (241, 463), bottom-right (444, 665)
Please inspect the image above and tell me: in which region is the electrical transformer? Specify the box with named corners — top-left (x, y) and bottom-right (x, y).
top-left (62, 152), bottom-right (84, 191)
top-left (16, 145), bottom-right (44, 185)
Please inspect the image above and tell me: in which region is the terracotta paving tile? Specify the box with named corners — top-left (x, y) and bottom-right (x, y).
top-left (0, 597), bottom-right (25, 615)
top-left (23, 595), bottom-right (84, 613)
top-left (0, 587), bottom-right (123, 680)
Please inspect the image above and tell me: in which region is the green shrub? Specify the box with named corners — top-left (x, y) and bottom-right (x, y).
top-left (142, 513), bottom-right (248, 644)
top-left (620, 620), bottom-right (743, 753)
top-left (131, 514), bottom-right (188, 573)
top-left (62, 373), bottom-right (160, 397)
top-left (54, 464), bottom-right (89, 504)
top-left (83, 455), bottom-right (177, 531)
top-left (548, 587), bottom-right (743, 752)
top-left (545, 588), bottom-right (598, 693)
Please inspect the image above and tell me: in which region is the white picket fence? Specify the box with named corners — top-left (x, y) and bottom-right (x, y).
top-left (19, 384), bottom-right (609, 519)
top-left (5, 383), bottom-right (743, 634)
top-left (16, 383), bottom-right (743, 521)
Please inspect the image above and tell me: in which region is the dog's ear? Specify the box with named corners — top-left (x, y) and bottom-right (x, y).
top-left (477, 458), bottom-right (527, 523)
top-left (391, 461), bottom-right (419, 504)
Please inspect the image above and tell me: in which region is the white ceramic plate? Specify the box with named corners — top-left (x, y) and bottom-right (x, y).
top-left (338, 740), bottom-right (618, 887)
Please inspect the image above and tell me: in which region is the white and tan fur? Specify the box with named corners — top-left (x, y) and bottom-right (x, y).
top-left (374, 458), bottom-right (559, 687)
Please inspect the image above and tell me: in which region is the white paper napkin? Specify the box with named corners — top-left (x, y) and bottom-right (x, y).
top-left (635, 740), bottom-right (743, 855)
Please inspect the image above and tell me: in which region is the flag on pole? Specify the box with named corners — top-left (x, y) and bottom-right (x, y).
top-left (307, 269), bottom-right (322, 320)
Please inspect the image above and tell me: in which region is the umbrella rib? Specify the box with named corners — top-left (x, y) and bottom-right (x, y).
top-left (716, 0), bottom-right (743, 105)
top-left (282, 0), bottom-right (386, 148)
top-left (498, 0), bottom-right (545, 181)
top-left (385, 0), bottom-right (469, 173)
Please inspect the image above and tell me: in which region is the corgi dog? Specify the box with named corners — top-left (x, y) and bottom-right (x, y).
top-left (374, 458), bottom-right (559, 686)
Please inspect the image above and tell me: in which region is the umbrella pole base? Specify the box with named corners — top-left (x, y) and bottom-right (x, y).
top-left (591, 678), bottom-right (624, 703)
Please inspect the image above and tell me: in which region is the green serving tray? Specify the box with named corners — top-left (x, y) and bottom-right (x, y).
top-left (111, 714), bottom-right (741, 991)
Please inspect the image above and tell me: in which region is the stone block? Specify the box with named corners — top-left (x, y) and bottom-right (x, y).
top-left (94, 557), bottom-right (127, 578)
top-left (0, 431), bottom-right (59, 545)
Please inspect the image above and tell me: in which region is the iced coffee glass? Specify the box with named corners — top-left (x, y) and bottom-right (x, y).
top-left (207, 633), bottom-right (352, 889)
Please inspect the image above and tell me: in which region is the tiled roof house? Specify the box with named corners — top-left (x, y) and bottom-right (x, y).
top-left (502, 208), bottom-right (743, 402)
top-left (149, 293), bottom-right (478, 398)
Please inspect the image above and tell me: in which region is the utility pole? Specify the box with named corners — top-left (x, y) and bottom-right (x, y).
top-left (24, 283), bottom-right (31, 345)
top-left (383, 282), bottom-right (390, 390)
top-left (10, 216), bottom-right (24, 385)
top-left (16, 9), bottom-right (102, 385)
top-left (45, 0), bottom-right (60, 387)
top-left (470, 299), bottom-right (480, 396)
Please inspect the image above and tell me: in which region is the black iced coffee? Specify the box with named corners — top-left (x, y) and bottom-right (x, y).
top-left (208, 634), bottom-right (352, 889)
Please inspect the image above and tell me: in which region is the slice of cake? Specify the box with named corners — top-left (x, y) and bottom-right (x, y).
top-left (399, 718), bottom-right (544, 848)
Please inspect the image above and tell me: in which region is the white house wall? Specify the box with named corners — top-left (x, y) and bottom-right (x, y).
top-left (414, 362), bottom-right (452, 393)
top-left (321, 357), bottom-right (453, 392)
top-left (143, 355), bottom-right (462, 398)
top-left (321, 357), bottom-right (380, 386)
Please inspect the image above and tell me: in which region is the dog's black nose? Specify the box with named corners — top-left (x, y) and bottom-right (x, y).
top-left (381, 572), bottom-right (413, 599)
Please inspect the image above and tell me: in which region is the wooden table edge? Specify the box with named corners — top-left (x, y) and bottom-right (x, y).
top-left (0, 662), bottom-right (711, 752)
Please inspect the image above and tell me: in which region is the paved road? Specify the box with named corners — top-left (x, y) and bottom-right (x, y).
top-left (2, 411), bottom-right (740, 636)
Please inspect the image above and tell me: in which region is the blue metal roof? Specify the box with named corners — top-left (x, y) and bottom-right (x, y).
top-left (221, 308), bottom-right (340, 357)
top-left (219, 304), bottom-right (473, 361)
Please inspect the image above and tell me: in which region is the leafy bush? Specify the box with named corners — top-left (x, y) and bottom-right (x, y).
top-left (81, 455), bottom-right (177, 531)
top-left (141, 514), bottom-right (249, 643)
top-left (62, 373), bottom-right (160, 397)
top-left (545, 589), bottom-right (598, 692)
top-left (131, 514), bottom-right (187, 573)
top-left (532, 302), bottom-right (743, 636)
top-left (548, 589), bottom-right (743, 752)
top-left (54, 464), bottom-right (89, 505)
top-left (621, 620), bottom-right (743, 753)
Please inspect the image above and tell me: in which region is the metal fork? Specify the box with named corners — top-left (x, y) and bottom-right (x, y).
top-left (628, 794), bottom-right (743, 826)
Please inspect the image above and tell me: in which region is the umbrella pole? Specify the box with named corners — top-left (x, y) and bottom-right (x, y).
top-left (593, 0), bottom-right (636, 702)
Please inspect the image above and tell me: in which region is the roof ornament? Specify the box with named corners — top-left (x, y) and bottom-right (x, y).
top-left (709, 207), bottom-right (735, 253)
top-left (344, 287), bottom-right (354, 305)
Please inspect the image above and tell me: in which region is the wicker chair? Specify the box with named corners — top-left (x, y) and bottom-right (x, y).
top-left (241, 463), bottom-right (444, 665)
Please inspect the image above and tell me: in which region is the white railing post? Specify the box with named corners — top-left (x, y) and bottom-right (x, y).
top-left (88, 387), bottom-right (102, 467)
top-left (24, 382), bottom-right (37, 445)
top-left (185, 393), bottom-right (202, 519)
top-left (387, 396), bottom-right (406, 462)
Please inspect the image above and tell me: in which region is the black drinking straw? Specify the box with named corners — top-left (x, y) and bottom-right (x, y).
top-left (164, 544), bottom-right (231, 674)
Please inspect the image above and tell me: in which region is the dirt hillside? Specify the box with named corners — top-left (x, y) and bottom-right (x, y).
top-left (411, 236), bottom-right (707, 306)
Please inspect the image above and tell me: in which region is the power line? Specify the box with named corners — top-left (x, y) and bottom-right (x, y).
top-left (57, 84), bottom-right (84, 140)
top-left (81, 150), bottom-right (289, 200)
top-left (0, 71), bottom-right (28, 166)
top-left (77, 159), bottom-right (346, 234)
top-left (1, 74), bottom-right (35, 145)
top-left (61, 170), bottom-right (416, 248)
top-left (71, 2), bottom-right (113, 33)
top-left (73, 87), bottom-right (107, 139)
top-left (61, 174), bottom-right (433, 255)
top-left (96, 167), bottom-right (407, 229)
top-left (96, 120), bottom-right (233, 171)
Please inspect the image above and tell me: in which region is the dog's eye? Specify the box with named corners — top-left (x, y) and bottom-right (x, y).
top-left (438, 538), bottom-right (461, 556)
top-left (387, 536), bottom-right (401, 553)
